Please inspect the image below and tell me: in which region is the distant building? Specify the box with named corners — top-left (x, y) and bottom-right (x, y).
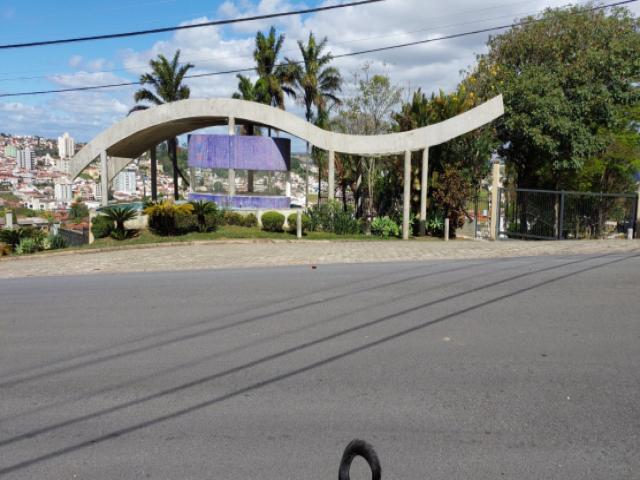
top-left (54, 178), bottom-right (73, 204)
top-left (4, 145), bottom-right (17, 158)
top-left (17, 148), bottom-right (34, 170)
top-left (113, 169), bottom-right (137, 194)
top-left (54, 158), bottom-right (70, 174)
top-left (57, 132), bottom-right (75, 159)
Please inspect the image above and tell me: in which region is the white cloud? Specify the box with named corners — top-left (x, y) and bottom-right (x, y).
top-left (68, 55), bottom-right (83, 68)
top-left (7, 0), bottom-right (640, 142)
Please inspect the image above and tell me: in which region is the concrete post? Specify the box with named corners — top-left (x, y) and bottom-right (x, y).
top-left (100, 151), bottom-right (108, 207)
top-left (228, 117), bottom-right (236, 196)
top-left (419, 147), bottom-right (429, 236)
top-left (88, 210), bottom-right (96, 244)
top-left (489, 162), bottom-right (501, 240)
top-left (403, 150), bottom-right (411, 240)
top-left (5, 211), bottom-right (13, 229)
top-left (296, 209), bottom-right (302, 239)
top-left (328, 150), bottom-right (335, 201)
top-left (444, 218), bottom-right (450, 242)
top-left (285, 171), bottom-right (291, 198)
top-left (636, 186), bottom-right (640, 239)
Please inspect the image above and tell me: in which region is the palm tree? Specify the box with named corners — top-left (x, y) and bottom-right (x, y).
top-left (253, 26), bottom-right (296, 110)
top-left (188, 200), bottom-right (218, 232)
top-left (130, 50), bottom-right (194, 200)
top-left (286, 32), bottom-right (342, 205)
top-left (99, 205), bottom-right (138, 240)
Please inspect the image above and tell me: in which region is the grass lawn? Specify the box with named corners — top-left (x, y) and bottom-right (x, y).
top-left (81, 225), bottom-right (427, 250)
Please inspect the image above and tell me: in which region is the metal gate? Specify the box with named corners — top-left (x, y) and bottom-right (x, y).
top-left (497, 188), bottom-right (638, 240)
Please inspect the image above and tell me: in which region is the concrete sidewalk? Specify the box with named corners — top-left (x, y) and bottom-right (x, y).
top-left (1, 238), bottom-right (638, 279)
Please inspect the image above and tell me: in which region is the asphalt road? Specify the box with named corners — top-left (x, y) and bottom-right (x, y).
top-left (1, 252), bottom-right (639, 479)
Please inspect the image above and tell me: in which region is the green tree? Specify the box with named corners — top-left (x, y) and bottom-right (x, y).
top-left (130, 50), bottom-right (194, 200)
top-left (333, 65), bottom-right (403, 218)
top-left (253, 26), bottom-right (296, 110)
top-left (68, 200), bottom-right (89, 222)
top-left (470, 4), bottom-right (640, 190)
top-left (286, 32), bottom-right (342, 203)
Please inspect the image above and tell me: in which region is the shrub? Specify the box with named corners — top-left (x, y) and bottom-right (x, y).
top-left (261, 211), bottom-right (285, 232)
top-left (91, 215), bottom-right (113, 239)
top-left (287, 212), bottom-right (311, 234)
top-left (0, 229), bottom-right (21, 250)
top-left (15, 237), bottom-right (39, 255)
top-left (174, 211), bottom-right (198, 233)
top-left (48, 234), bottom-right (67, 250)
top-left (205, 211), bottom-right (223, 231)
top-left (145, 201), bottom-right (194, 236)
top-left (242, 213), bottom-right (258, 228)
top-left (306, 200), bottom-right (360, 235)
top-left (371, 216), bottom-right (400, 238)
top-left (223, 211), bottom-right (244, 226)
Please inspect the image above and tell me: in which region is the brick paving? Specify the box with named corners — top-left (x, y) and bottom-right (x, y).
top-left (0, 239), bottom-right (638, 279)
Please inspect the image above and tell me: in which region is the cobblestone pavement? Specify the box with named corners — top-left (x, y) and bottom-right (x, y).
top-left (0, 239), bottom-right (638, 279)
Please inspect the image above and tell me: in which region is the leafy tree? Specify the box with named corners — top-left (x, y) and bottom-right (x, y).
top-left (393, 86), bottom-right (498, 234)
top-left (68, 200), bottom-right (89, 222)
top-left (130, 50), bottom-right (194, 200)
top-left (333, 65), bottom-right (403, 217)
top-left (470, 4), bottom-right (640, 190)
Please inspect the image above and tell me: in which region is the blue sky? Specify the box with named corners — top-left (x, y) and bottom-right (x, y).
top-left (1, 0), bottom-right (638, 148)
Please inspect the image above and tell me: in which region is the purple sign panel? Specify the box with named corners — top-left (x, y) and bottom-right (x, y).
top-left (188, 134), bottom-right (291, 171)
top-left (189, 193), bottom-right (291, 210)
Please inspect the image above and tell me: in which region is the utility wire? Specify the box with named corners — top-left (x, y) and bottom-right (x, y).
top-left (0, 0), bottom-right (636, 98)
top-left (0, 0), bottom-right (594, 83)
top-left (0, 0), bottom-right (383, 50)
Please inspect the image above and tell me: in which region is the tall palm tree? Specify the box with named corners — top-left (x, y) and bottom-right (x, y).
top-left (286, 32), bottom-right (342, 205)
top-left (253, 26), bottom-right (296, 110)
top-left (130, 50), bottom-right (194, 200)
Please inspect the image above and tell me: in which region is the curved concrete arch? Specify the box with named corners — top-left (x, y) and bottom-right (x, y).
top-left (70, 96), bottom-right (504, 180)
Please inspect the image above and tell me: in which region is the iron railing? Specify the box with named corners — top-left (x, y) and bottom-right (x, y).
top-left (498, 188), bottom-right (638, 240)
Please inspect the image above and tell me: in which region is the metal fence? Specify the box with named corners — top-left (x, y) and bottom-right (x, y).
top-left (498, 188), bottom-right (638, 240)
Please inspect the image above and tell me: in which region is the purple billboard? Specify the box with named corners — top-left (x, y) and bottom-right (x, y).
top-left (188, 134), bottom-right (291, 171)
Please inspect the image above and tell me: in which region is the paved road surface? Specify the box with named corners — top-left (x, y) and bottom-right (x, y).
top-left (1, 253), bottom-right (639, 479)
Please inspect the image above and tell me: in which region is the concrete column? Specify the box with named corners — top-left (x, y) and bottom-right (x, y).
top-left (419, 148), bottom-right (429, 236)
top-left (100, 151), bottom-right (108, 207)
top-left (328, 150), bottom-right (335, 202)
top-left (150, 146), bottom-right (157, 201)
top-left (296, 209), bottom-right (302, 239)
top-left (248, 170), bottom-right (254, 193)
top-left (489, 162), bottom-right (501, 240)
top-left (402, 150), bottom-right (411, 240)
top-left (228, 169), bottom-right (236, 196)
top-left (285, 171), bottom-right (291, 198)
top-left (228, 117), bottom-right (236, 196)
top-left (5, 211), bottom-right (13, 229)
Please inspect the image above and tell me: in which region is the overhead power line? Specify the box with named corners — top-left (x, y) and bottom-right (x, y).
top-left (0, 0), bottom-right (595, 83)
top-left (0, 0), bottom-right (384, 50)
top-left (0, 0), bottom-right (636, 98)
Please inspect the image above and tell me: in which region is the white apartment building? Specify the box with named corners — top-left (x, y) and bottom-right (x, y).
top-left (16, 148), bottom-right (34, 170)
top-left (54, 178), bottom-right (73, 204)
top-left (113, 169), bottom-right (137, 194)
top-left (54, 158), bottom-right (70, 173)
top-left (57, 132), bottom-right (75, 159)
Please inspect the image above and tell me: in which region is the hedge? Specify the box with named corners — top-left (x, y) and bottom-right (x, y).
top-left (287, 212), bottom-right (311, 234)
